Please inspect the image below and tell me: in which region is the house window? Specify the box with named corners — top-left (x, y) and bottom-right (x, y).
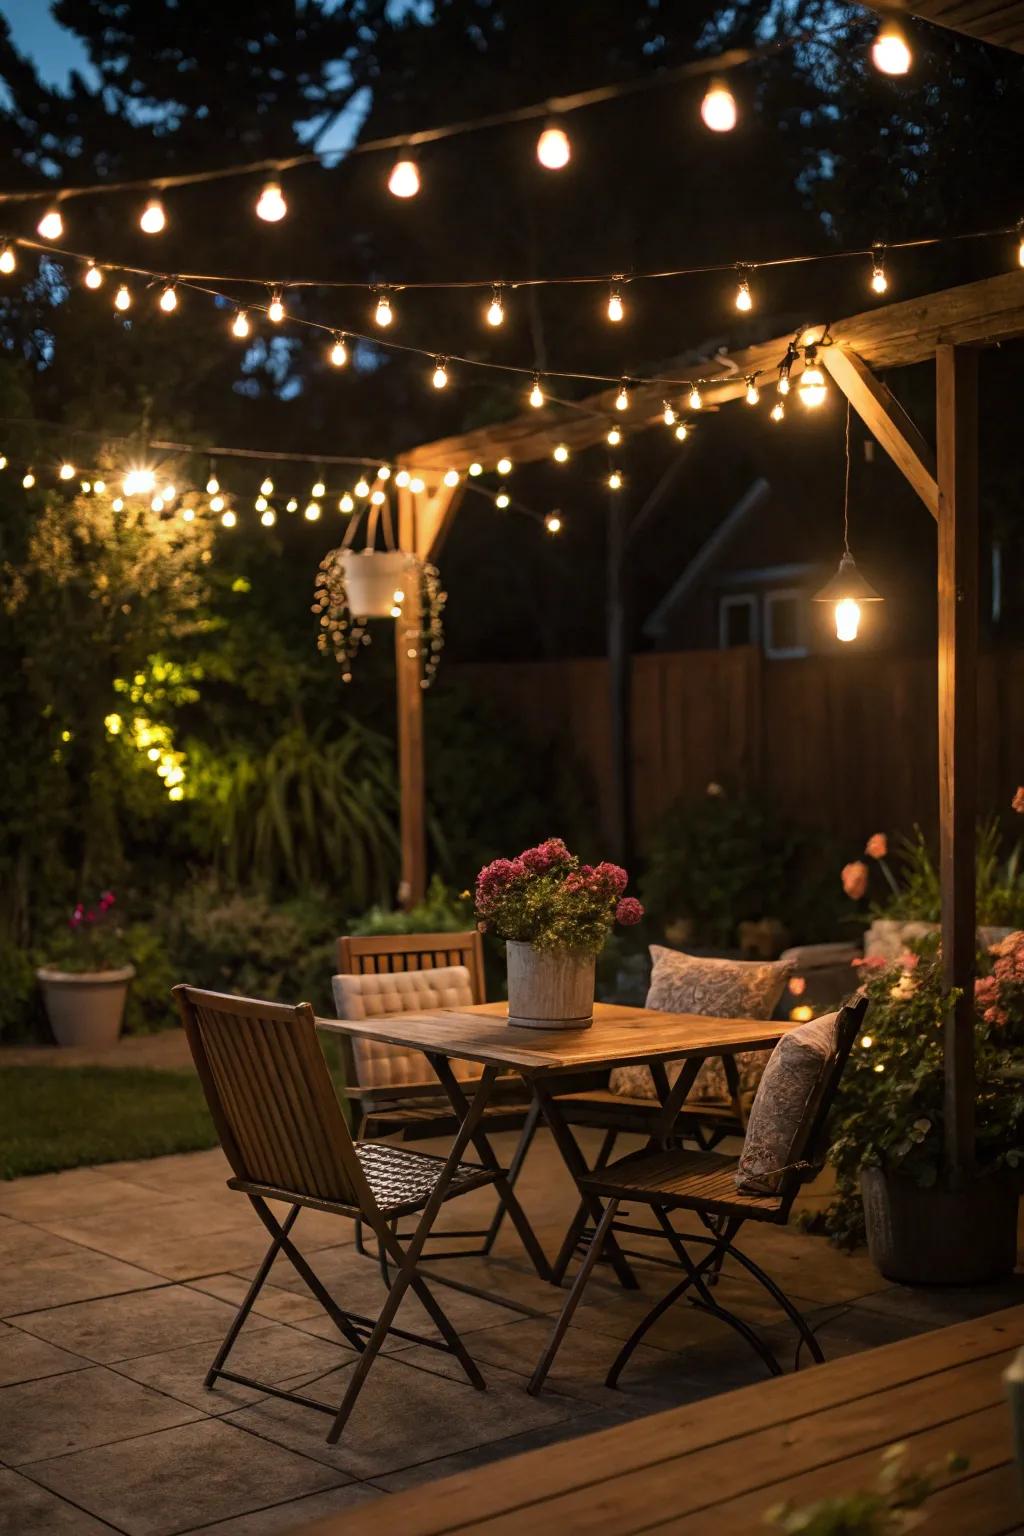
top-left (763, 589), bottom-right (809, 659)
top-left (719, 594), bottom-right (757, 650)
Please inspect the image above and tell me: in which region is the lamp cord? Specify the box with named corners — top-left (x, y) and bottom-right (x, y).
top-left (842, 398), bottom-right (852, 557)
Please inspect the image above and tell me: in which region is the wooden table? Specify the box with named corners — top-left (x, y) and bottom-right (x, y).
top-left (317, 1002), bottom-right (793, 1290)
top-left (299, 1304), bottom-right (1024, 1536)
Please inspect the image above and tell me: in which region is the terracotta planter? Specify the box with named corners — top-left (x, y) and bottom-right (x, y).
top-left (861, 1166), bottom-right (1019, 1285)
top-left (37, 965), bottom-right (135, 1050)
top-left (506, 941), bottom-right (595, 1031)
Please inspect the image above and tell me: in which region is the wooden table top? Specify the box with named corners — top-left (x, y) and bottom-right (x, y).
top-left (316, 1000), bottom-right (793, 1075)
top-left (299, 1304), bottom-right (1024, 1536)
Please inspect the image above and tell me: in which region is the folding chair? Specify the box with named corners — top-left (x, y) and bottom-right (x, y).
top-left (528, 994), bottom-right (868, 1396)
top-left (173, 984), bottom-right (499, 1444)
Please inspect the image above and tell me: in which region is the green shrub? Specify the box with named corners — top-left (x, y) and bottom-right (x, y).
top-left (874, 820), bottom-right (1024, 927)
top-left (351, 875), bottom-right (473, 936)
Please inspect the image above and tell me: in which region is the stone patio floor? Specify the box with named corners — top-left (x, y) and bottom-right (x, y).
top-left (2, 1126), bottom-right (1023, 1536)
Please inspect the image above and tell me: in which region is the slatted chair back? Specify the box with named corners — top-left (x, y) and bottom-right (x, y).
top-left (173, 984), bottom-right (366, 1210)
top-left (776, 993), bottom-right (868, 1206)
top-left (334, 932), bottom-right (486, 1097)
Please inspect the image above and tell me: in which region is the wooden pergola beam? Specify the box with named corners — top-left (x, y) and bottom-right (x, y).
top-left (823, 347), bottom-right (938, 518)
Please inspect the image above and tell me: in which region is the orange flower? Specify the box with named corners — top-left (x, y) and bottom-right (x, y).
top-left (841, 861), bottom-right (869, 900)
top-left (1013, 786), bottom-right (1024, 815)
top-left (864, 832), bottom-right (888, 859)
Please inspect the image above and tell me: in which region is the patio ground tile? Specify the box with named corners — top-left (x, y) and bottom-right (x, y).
top-left (14, 1282), bottom-right (274, 1363)
top-left (855, 1271), bottom-right (1024, 1326)
top-left (92, 1225), bottom-right (295, 1284)
top-left (184, 1482), bottom-right (382, 1535)
top-left (0, 1364), bottom-right (201, 1465)
top-left (0, 1251), bottom-right (165, 1319)
top-left (0, 1170), bottom-right (178, 1223)
top-left (0, 1469), bottom-right (115, 1535)
top-left (113, 1317), bottom-right (357, 1414)
top-left (27, 1417), bottom-right (350, 1536)
top-left (0, 1220), bottom-right (94, 1265)
top-left (0, 1326), bottom-right (90, 1387)
top-left (36, 1196), bottom-right (256, 1256)
top-left (188, 1271), bottom-right (326, 1325)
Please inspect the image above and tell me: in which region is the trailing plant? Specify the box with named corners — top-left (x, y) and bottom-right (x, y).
top-left (475, 838), bottom-right (643, 955)
top-left (766, 1442), bottom-right (968, 1534)
top-left (841, 820), bottom-right (1024, 927)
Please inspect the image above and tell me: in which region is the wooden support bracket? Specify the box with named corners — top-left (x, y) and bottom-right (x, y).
top-left (823, 347), bottom-right (938, 519)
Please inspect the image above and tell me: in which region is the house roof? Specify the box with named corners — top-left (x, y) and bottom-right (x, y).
top-left (886, 1), bottom-right (1024, 53)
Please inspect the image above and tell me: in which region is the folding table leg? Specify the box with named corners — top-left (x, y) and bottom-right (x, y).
top-left (528, 1198), bottom-right (620, 1396)
top-left (480, 1093), bottom-right (542, 1254)
top-left (550, 1127), bottom-right (618, 1284)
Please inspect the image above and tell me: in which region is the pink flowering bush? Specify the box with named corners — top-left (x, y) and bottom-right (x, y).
top-left (975, 930), bottom-right (1024, 1038)
top-left (44, 890), bottom-right (133, 973)
top-left (475, 838), bottom-right (644, 954)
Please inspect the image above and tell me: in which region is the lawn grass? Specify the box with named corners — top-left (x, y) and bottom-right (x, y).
top-left (0, 1066), bottom-right (219, 1179)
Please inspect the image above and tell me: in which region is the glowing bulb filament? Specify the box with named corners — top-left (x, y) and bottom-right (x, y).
top-left (256, 180), bottom-right (287, 222)
top-left (770, 400), bottom-right (785, 423)
top-left (432, 359), bottom-right (449, 389)
top-left (871, 259), bottom-right (888, 295)
top-left (375, 292), bottom-right (393, 327)
top-left (114, 284), bottom-right (132, 312)
top-left (529, 376), bottom-right (544, 409)
top-left (84, 261), bottom-right (103, 289)
top-left (159, 282), bottom-right (177, 313)
top-left (735, 275), bottom-right (753, 312)
top-left (675, 423), bottom-right (688, 442)
top-left (232, 309), bottom-right (251, 339)
top-left (607, 286), bottom-right (625, 323)
top-left (688, 385), bottom-right (703, 411)
top-left (268, 289), bottom-right (285, 323)
top-left (139, 198), bottom-right (166, 234)
top-left (615, 383), bottom-right (629, 412)
top-left (329, 333), bottom-right (348, 367)
top-left (486, 287), bottom-right (505, 326)
top-left (662, 402), bottom-right (676, 426)
top-left (745, 378), bottom-right (760, 406)
top-left (798, 364), bottom-right (828, 408)
top-left (835, 598), bottom-right (861, 642)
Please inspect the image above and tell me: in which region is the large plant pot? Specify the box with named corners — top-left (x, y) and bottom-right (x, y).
top-left (37, 966), bottom-right (135, 1050)
top-left (340, 550), bottom-right (417, 618)
top-left (861, 1166), bottom-right (1018, 1285)
top-left (506, 941), bottom-right (595, 1031)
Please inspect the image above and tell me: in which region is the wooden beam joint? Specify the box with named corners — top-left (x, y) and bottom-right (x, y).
top-left (823, 347), bottom-right (938, 518)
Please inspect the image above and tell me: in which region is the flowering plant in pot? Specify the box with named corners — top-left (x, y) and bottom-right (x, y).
top-left (37, 891), bottom-right (136, 1049)
top-left (474, 838), bottom-right (643, 1029)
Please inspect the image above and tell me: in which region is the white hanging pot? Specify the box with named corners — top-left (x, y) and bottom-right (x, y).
top-left (340, 550), bottom-right (418, 619)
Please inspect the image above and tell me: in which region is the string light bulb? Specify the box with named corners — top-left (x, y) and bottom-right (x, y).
top-left (37, 206), bottom-right (63, 240)
top-left (675, 422), bottom-right (688, 441)
top-left (162, 483), bottom-right (176, 502)
top-left (662, 401), bottom-right (676, 426)
top-left (701, 81), bottom-right (737, 133)
top-left (84, 260), bottom-right (103, 289)
top-left (374, 291), bottom-right (393, 327)
top-left (544, 512), bottom-right (562, 534)
top-left (387, 158), bottom-right (420, 198)
top-left (286, 497), bottom-right (298, 512)
top-left (495, 488), bottom-right (511, 508)
top-left (745, 377), bottom-right (760, 406)
top-left (615, 380), bottom-right (630, 412)
top-left (0, 242), bottom-right (15, 274)
top-left (409, 475), bottom-right (425, 493)
top-left (206, 472), bottom-right (219, 495)
top-left (339, 492), bottom-right (355, 513)
top-left (443, 468), bottom-right (460, 487)
top-left (232, 308), bottom-right (250, 339)
top-left (22, 470), bottom-right (35, 488)
top-left (496, 456), bottom-right (512, 475)
top-left (815, 554), bottom-right (883, 643)
top-left (139, 197), bottom-right (166, 234)
top-left (304, 501), bottom-right (321, 521)
top-left (261, 507), bottom-right (276, 526)
top-left (255, 495), bottom-right (268, 512)
top-left (114, 283), bottom-right (132, 312)
top-left (553, 443), bottom-right (570, 462)
top-left (93, 479), bottom-right (105, 494)
top-left (395, 469), bottom-right (411, 487)
top-left (735, 271), bottom-right (753, 312)
top-left (870, 249), bottom-right (888, 294)
top-left (59, 462), bottom-right (75, 480)
top-left (607, 284), bottom-right (625, 323)
top-left (688, 384), bottom-right (703, 411)
top-left (329, 333), bottom-right (348, 367)
top-left (486, 286), bottom-right (505, 327)
top-left (158, 282), bottom-right (178, 313)
top-left (378, 465), bottom-right (391, 481)
top-left (871, 21), bottom-right (912, 75)
top-left (268, 288), bottom-right (285, 323)
top-left (432, 357), bottom-right (449, 389)
top-left (778, 367), bottom-right (791, 396)
top-left (536, 124), bottom-right (571, 169)
top-left (529, 375), bottom-right (545, 409)
top-left (221, 507), bottom-right (236, 527)
top-left (312, 478), bottom-right (327, 498)
top-left (770, 400), bottom-right (785, 423)
top-left (256, 180), bottom-right (287, 222)
top-left (210, 494), bottom-right (225, 512)
top-left (260, 476), bottom-right (274, 496)
top-left (606, 426), bottom-right (622, 447)
top-left (181, 505), bottom-right (194, 522)
top-left (798, 352), bottom-right (828, 408)
top-left (608, 470), bottom-right (623, 491)
top-left (467, 461), bottom-right (483, 477)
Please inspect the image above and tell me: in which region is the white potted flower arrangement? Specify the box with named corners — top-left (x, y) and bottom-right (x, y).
top-left (36, 890), bottom-right (136, 1049)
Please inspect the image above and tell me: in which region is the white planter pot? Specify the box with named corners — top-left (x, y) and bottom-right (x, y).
top-left (506, 941), bottom-right (595, 1031)
top-left (36, 966), bottom-right (135, 1049)
top-left (340, 550), bottom-right (417, 619)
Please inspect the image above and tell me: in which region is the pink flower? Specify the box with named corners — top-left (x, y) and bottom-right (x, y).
top-left (789, 975), bottom-right (806, 997)
top-left (593, 862), bottom-right (629, 897)
top-left (1013, 786), bottom-right (1024, 815)
top-left (864, 833), bottom-right (888, 860)
top-left (519, 838), bottom-right (570, 874)
top-left (841, 861), bottom-right (869, 900)
top-left (475, 857), bottom-right (526, 913)
top-left (615, 896), bottom-right (644, 926)
top-left (899, 949), bottom-right (919, 971)
top-left (851, 954), bottom-right (888, 970)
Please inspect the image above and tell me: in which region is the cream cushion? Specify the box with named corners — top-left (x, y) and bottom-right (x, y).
top-left (609, 946), bottom-right (790, 1102)
top-left (736, 1011), bottom-right (838, 1194)
top-left (331, 966), bottom-right (479, 1091)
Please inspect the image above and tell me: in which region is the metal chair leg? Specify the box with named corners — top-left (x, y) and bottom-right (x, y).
top-left (480, 1095), bottom-right (542, 1255)
top-left (528, 1198), bottom-right (620, 1396)
top-left (552, 1127), bottom-right (619, 1283)
top-left (204, 1203), bottom-right (300, 1389)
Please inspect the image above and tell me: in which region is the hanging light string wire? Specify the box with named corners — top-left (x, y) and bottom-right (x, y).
top-left (843, 395), bottom-right (852, 556)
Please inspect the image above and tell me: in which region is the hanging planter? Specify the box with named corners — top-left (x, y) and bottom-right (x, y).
top-left (341, 549), bottom-right (417, 618)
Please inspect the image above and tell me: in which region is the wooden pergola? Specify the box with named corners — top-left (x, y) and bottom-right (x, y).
top-left (388, 265), bottom-right (1024, 1177)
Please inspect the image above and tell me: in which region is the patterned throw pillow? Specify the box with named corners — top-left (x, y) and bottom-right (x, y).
top-left (735, 1011), bottom-right (838, 1194)
top-left (608, 946), bottom-right (791, 1103)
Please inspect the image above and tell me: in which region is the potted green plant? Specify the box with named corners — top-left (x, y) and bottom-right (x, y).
top-left (819, 939), bottom-right (1024, 1283)
top-left (37, 891), bottom-right (136, 1049)
top-left (766, 1443), bottom-right (968, 1533)
top-left (474, 838), bottom-right (643, 1030)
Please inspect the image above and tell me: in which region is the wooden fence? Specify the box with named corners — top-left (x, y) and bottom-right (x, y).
top-left (453, 646), bottom-right (1024, 848)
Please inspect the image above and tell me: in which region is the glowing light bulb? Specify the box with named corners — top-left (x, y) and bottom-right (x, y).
top-left (1018, 230), bottom-right (1024, 269)
top-left (536, 125), bottom-right (571, 170)
top-left (37, 206), bottom-right (63, 240)
top-left (745, 378), bottom-right (760, 406)
top-left (221, 508), bottom-right (236, 527)
top-left (467, 462), bottom-right (483, 477)
top-left (495, 489), bottom-right (510, 509)
top-left (162, 484), bottom-right (176, 502)
top-left (378, 466), bottom-right (391, 481)
top-left (486, 287), bottom-right (505, 327)
top-left (735, 275), bottom-right (753, 312)
top-left (22, 470), bottom-right (35, 488)
top-left (80, 479), bottom-right (90, 493)
top-left (798, 363), bottom-right (828, 408)
top-left (675, 422), bottom-right (689, 441)
top-left (375, 292), bottom-right (393, 327)
top-left (835, 597), bottom-right (861, 642)
top-left (615, 382), bottom-right (629, 412)
top-left (114, 283), bottom-right (131, 312)
top-left (606, 426), bottom-right (622, 447)
top-left (93, 479), bottom-right (105, 494)
top-left (139, 197), bottom-right (166, 234)
top-left (353, 478), bottom-right (369, 498)
top-left (158, 282), bottom-right (177, 313)
top-left (778, 371), bottom-right (791, 396)
top-left (255, 495), bottom-right (268, 512)
top-left (432, 358), bottom-right (448, 389)
top-left (688, 385), bottom-right (703, 411)
top-left (388, 158), bottom-right (420, 198)
top-left (304, 501), bottom-right (321, 521)
top-left (871, 258), bottom-right (888, 295)
top-left (662, 402), bottom-right (676, 426)
top-left (58, 462), bottom-right (75, 480)
top-left (496, 456), bottom-right (512, 475)
top-left (84, 260), bottom-right (103, 289)
top-left (312, 478), bottom-right (326, 498)
top-left (261, 507), bottom-right (276, 526)
top-left (268, 289), bottom-right (285, 323)
top-left (544, 512), bottom-right (562, 534)
top-left (608, 470), bottom-right (623, 491)
top-left (210, 494), bottom-right (225, 513)
top-left (395, 469), bottom-right (411, 487)
top-left (232, 308), bottom-right (250, 339)
top-left (256, 180), bottom-right (287, 222)
top-left (260, 477), bottom-right (274, 496)
top-left (529, 376), bottom-right (544, 408)
top-left (607, 286), bottom-right (625, 323)
top-left (0, 242), bottom-right (15, 274)
top-left (151, 496), bottom-right (165, 513)
top-left (443, 468), bottom-right (459, 487)
top-left (390, 604), bottom-right (402, 618)
top-left (112, 496), bottom-right (123, 510)
top-left (329, 333), bottom-right (348, 367)
top-left (339, 493), bottom-right (355, 513)
top-left (409, 475), bottom-right (425, 494)
top-left (181, 505), bottom-right (195, 522)
top-left (701, 82), bottom-right (737, 133)
top-left (206, 474), bottom-right (219, 495)
top-left (370, 488), bottom-right (386, 505)
top-left (553, 443), bottom-right (569, 463)
top-left (286, 498), bottom-right (298, 512)
top-left (770, 400), bottom-right (785, 423)
top-left (872, 22), bottom-right (912, 76)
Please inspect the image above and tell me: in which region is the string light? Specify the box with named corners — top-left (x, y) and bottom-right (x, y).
top-left (94, 478), bottom-right (106, 494)
top-left (124, 469), bottom-right (155, 495)
top-left (378, 465), bottom-right (392, 480)
top-left (536, 124), bottom-right (571, 169)
top-left (353, 477), bottom-right (369, 497)
top-left (268, 288), bottom-right (286, 323)
top-left (544, 512), bottom-right (562, 533)
top-left (0, 242), bottom-right (15, 274)
top-left (162, 483), bottom-right (176, 502)
top-left (286, 497), bottom-right (298, 512)
top-left (255, 495), bottom-right (268, 512)
top-left (80, 479), bottom-right (91, 493)
top-left (443, 468), bottom-right (460, 486)
top-left (870, 249), bottom-right (888, 294)
top-left (221, 507), bottom-right (236, 527)
top-left (615, 380), bottom-right (630, 412)
top-left (84, 260), bottom-right (103, 288)
top-left (468, 462), bottom-right (483, 477)
top-left (770, 399), bottom-right (785, 422)
top-left (608, 470), bottom-right (623, 490)
top-left (607, 284), bottom-right (625, 323)
top-left (701, 81), bottom-right (737, 132)
top-left (871, 20), bottom-right (912, 75)
top-left (210, 494), bottom-right (225, 512)
top-left (675, 422), bottom-right (688, 441)
top-left (151, 495), bottom-right (165, 513)
top-left (606, 426), bottom-right (622, 447)
top-left (112, 496), bottom-right (123, 511)
top-left (231, 308), bottom-right (251, 339)
top-left (260, 476), bottom-right (274, 495)
top-left (745, 377), bottom-right (760, 405)
top-left (37, 206), bottom-right (63, 240)
top-left (114, 283), bottom-right (132, 311)
top-left (181, 505), bottom-right (195, 522)
top-left (158, 282), bottom-right (178, 313)
top-left (261, 507), bottom-right (276, 526)
top-left (339, 492), bottom-right (355, 513)
top-left (58, 462), bottom-right (75, 480)
top-left (388, 158), bottom-right (420, 198)
top-left (22, 470), bottom-right (34, 488)
top-left (329, 333), bottom-right (348, 367)
top-left (798, 350), bottom-right (828, 408)
top-left (432, 357), bottom-right (449, 389)
top-left (662, 401), bottom-right (676, 426)
top-left (256, 180), bottom-right (287, 222)
top-left (206, 472), bottom-right (219, 494)
top-left (529, 374), bottom-right (545, 408)
top-left (139, 197), bottom-right (166, 234)
top-left (486, 286), bottom-right (505, 327)
top-left (395, 469), bottom-right (411, 487)
top-left (374, 290), bottom-right (393, 327)
top-left (409, 475), bottom-right (425, 493)
top-left (688, 384), bottom-right (703, 411)
top-left (370, 487), bottom-right (386, 504)
top-left (495, 488), bottom-right (511, 508)
top-left (304, 501), bottom-right (321, 521)
top-left (553, 442), bottom-right (570, 462)
top-left (312, 477), bottom-right (327, 498)
top-left (496, 456), bottom-right (512, 475)
top-left (735, 270), bottom-right (753, 311)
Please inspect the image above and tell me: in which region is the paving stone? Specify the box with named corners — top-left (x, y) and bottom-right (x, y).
top-left (14, 1282), bottom-right (274, 1363)
top-left (0, 1469), bottom-right (114, 1535)
top-left (36, 1196), bottom-right (255, 1260)
top-left (856, 1272), bottom-right (1024, 1326)
top-left (0, 1251), bottom-right (165, 1319)
top-left (0, 1169), bottom-right (177, 1223)
top-left (185, 1482), bottom-right (382, 1535)
top-left (96, 1225), bottom-right (290, 1284)
top-left (0, 1220), bottom-right (91, 1265)
top-left (189, 1272), bottom-right (326, 1325)
top-left (99, 1147), bottom-right (233, 1190)
top-left (0, 1364), bottom-right (201, 1465)
top-left (114, 1317), bottom-right (356, 1414)
top-left (0, 1326), bottom-right (90, 1387)
top-left (28, 1418), bottom-right (349, 1536)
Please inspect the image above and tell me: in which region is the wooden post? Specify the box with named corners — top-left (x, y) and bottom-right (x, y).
top-left (396, 484), bottom-right (426, 909)
top-left (607, 488), bottom-right (632, 865)
top-left (936, 343), bottom-right (978, 1180)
